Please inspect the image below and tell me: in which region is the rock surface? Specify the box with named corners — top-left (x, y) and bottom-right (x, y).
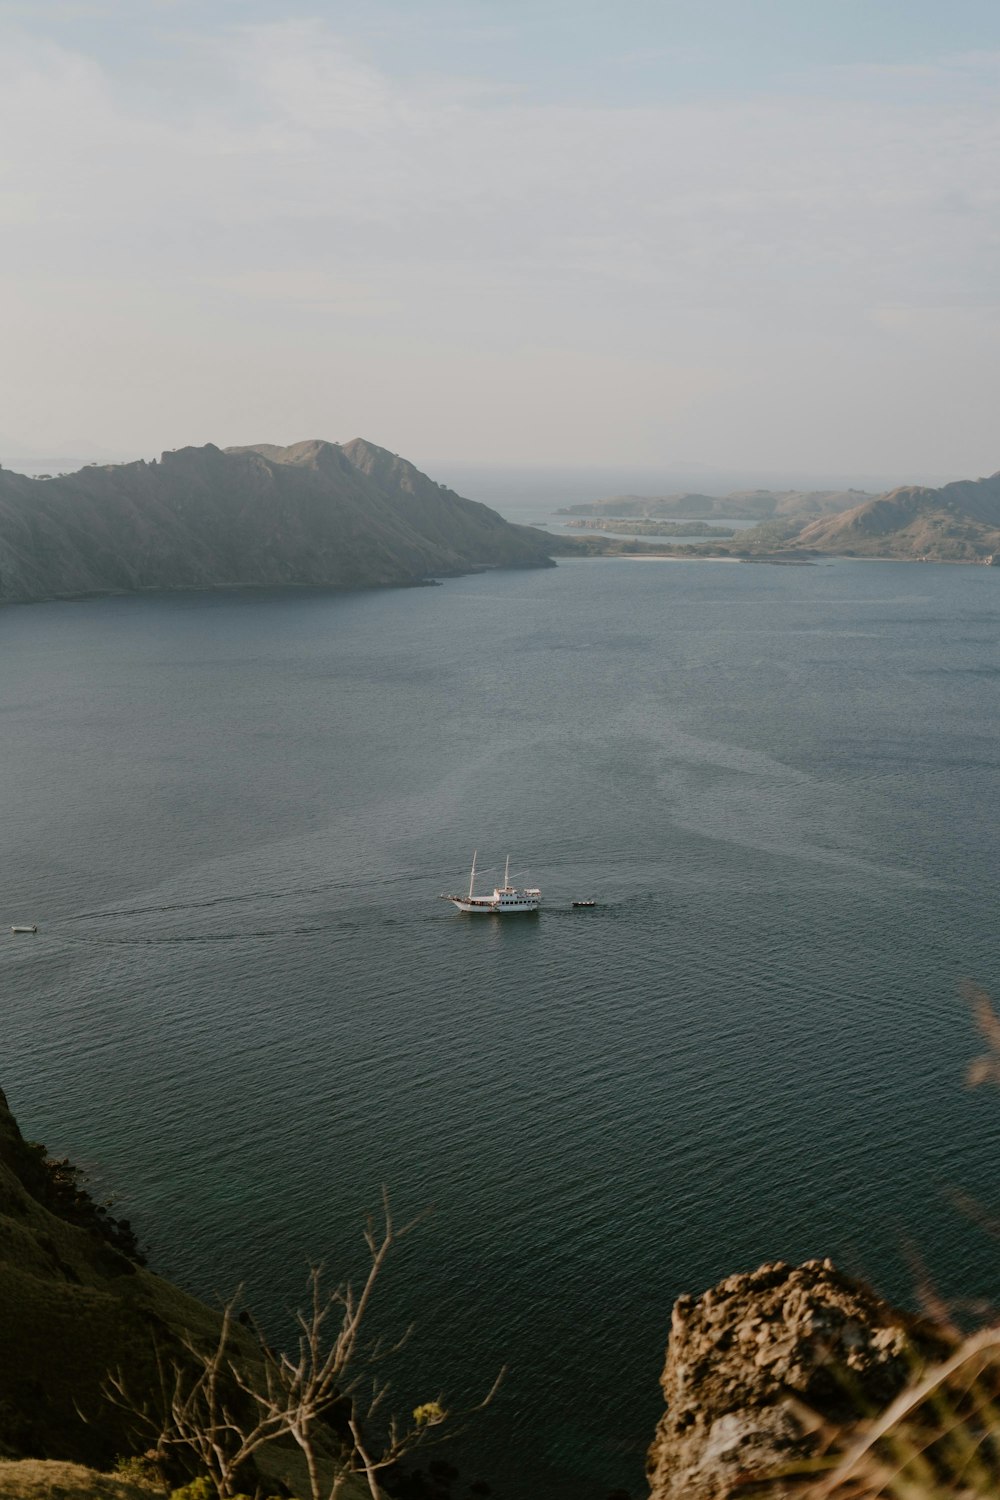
top-left (647, 1259), bottom-right (951, 1500)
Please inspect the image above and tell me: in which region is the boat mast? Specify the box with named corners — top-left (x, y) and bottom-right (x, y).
top-left (469, 850), bottom-right (477, 900)
top-left (503, 854), bottom-right (510, 890)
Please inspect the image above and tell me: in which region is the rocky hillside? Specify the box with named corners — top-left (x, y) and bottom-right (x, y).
top-left (0, 1085), bottom-right (228, 1469)
top-left (0, 1087), bottom-right (368, 1497)
top-left (0, 439), bottom-right (555, 604)
top-left (796, 471), bottom-right (1000, 560)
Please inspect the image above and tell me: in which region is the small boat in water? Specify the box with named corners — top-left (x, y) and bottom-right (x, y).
top-left (572, 900), bottom-right (597, 908)
top-left (11, 925), bottom-right (37, 934)
top-left (442, 852), bottom-right (541, 915)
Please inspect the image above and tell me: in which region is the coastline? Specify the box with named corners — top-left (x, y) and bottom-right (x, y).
top-left (565, 549), bottom-right (998, 567)
top-left (618, 553), bottom-right (744, 563)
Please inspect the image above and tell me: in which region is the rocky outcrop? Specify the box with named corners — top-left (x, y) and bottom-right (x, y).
top-left (647, 1259), bottom-right (951, 1500)
top-left (0, 438), bottom-right (555, 605)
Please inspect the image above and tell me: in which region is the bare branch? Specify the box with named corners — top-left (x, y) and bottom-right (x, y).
top-left (105, 1195), bottom-right (496, 1500)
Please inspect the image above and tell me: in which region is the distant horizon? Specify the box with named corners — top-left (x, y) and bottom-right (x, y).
top-left (0, 434), bottom-right (974, 503)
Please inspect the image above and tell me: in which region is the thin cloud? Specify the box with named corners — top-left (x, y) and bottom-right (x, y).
top-left (2, 15), bottom-right (1000, 470)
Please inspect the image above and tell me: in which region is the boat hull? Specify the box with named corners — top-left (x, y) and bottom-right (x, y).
top-left (445, 896), bottom-right (540, 915)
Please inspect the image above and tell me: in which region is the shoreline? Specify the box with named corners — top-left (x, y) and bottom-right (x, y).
top-left (563, 549), bottom-right (997, 568)
top-left (619, 553), bottom-right (744, 563)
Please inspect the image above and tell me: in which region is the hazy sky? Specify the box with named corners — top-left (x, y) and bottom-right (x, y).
top-left (3, 0), bottom-right (1000, 481)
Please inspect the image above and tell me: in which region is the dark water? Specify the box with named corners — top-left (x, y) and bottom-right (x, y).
top-left (3, 557), bottom-right (1000, 1498)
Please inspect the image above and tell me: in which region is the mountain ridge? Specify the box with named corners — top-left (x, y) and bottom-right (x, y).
top-left (0, 439), bottom-right (556, 605)
top-left (795, 471), bottom-right (1000, 558)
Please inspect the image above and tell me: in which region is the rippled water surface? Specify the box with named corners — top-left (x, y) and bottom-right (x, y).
top-left (3, 557), bottom-right (1000, 1498)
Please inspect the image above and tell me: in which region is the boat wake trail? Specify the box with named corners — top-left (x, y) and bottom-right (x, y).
top-left (57, 925), bottom-right (332, 945)
top-left (61, 884), bottom-right (346, 924)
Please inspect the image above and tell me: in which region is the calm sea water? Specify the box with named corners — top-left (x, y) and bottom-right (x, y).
top-left (3, 557), bottom-right (1000, 1499)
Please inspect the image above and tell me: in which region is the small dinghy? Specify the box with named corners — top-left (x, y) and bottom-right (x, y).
top-left (11, 925), bottom-right (37, 934)
top-left (572, 900), bottom-right (597, 909)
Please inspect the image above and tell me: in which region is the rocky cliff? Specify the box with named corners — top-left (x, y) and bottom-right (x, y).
top-left (647, 1259), bottom-right (952, 1500)
top-left (0, 438), bottom-right (555, 605)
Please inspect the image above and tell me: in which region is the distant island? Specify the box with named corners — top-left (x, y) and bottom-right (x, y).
top-left (554, 475), bottom-right (1000, 564)
top-left (557, 487), bottom-right (875, 521)
top-left (0, 438), bottom-right (556, 605)
top-left (560, 518), bottom-right (736, 538)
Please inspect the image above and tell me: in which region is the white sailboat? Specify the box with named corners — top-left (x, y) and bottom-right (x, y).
top-left (442, 852), bottom-right (541, 914)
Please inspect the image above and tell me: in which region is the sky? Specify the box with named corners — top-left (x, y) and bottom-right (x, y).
top-left (3, 0), bottom-right (1000, 485)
